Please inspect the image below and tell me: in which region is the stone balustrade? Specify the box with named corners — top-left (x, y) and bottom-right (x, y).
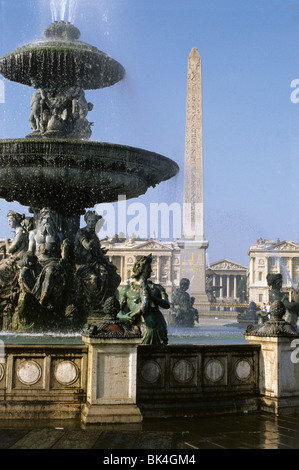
top-left (0, 344), bottom-right (88, 420)
top-left (1, 337), bottom-right (299, 421)
top-left (137, 344), bottom-right (260, 418)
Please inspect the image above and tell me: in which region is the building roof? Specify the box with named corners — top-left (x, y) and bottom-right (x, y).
top-left (209, 259), bottom-right (248, 272)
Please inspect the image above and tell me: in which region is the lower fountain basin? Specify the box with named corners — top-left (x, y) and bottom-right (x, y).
top-left (0, 139), bottom-right (179, 215)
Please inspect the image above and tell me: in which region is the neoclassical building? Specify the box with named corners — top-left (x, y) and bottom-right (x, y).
top-left (101, 236), bottom-right (182, 301)
top-left (248, 238), bottom-right (299, 304)
top-left (207, 259), bottom-right (248, 302)
top-left (101, 236), bottom-right (248, 304)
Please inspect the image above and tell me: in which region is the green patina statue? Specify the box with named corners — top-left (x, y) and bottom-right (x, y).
top-left (117, 254), bottom-right (169, 345)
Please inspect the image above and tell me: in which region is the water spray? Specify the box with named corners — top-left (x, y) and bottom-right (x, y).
top-left (60, 0), bottom-right (67, 22)
top-left (50, 0), bottom-right (78, 24)
top-left (68, 0), bottom-right (78, 24)
top-left (278, 258), bottom-right (297, 289)
top-left (265, 241), bottom-right (297, 290)
top-left (50, 0), bottom-right (58, 22)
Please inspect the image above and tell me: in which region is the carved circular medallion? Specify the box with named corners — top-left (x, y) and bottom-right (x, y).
top-left (235, 360), bottom-right (251, 381)
top-left (0, 363), bottom-right (4, 382)
top-left (55, 361), bottom-right (79, 386)
top-left (17, 360), bottom-right (42, 385)
top-left (204, 359), bottom-right (224, 383)
top-left (172, 360), bottom-right (194, 384)
top-left (139, 360), bottom-right (161, 384)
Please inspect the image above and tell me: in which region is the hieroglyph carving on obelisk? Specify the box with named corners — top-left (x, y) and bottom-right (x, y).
top-left (179, 47), bottom-right (209, 304)
top-left (183, 47), bottom-right (205, 240)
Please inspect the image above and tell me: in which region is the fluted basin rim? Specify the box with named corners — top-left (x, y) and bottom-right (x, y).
top-left (0, 139), bottom-right (179, 215)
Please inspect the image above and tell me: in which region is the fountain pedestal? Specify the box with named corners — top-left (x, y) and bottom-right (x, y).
top-left (81, 311), bottom-right (143, 424)
top-left (246, 300), bottom-right (299, 415)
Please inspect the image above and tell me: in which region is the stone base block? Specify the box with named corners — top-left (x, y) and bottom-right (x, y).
top-left (139, 397), bottom-right (259, 419)
top-left (81, 403), bottom-right (143, 425)
top-left (0, 402), bottom-right (82, 421)
top-left (260, 396), bottom-right (299, 416)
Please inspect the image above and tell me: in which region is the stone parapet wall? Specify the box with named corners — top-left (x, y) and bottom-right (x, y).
top-left (137, 344), bottom-right (261, 418)
top-left (0, 342), bottom-right (262, 420)
top-left (0, 345), bottom-right (88, 420)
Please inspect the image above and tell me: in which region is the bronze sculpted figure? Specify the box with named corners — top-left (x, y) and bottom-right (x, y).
top-left (0, 211), bottom-right (29, 299)
top-left (118, 254), bottom-right (169, 344)
top-left (171, 278), bottom-right (199, 327)
top-left (18, 208), bottom-right (67, 310)
top-left (0, 206), bottom-right (122, 331)
top-left (0, 205), bottom-right (122, 331)
top-left (29, 88), bottom-right (45, 132)
top-left (267, 273), bottom-right (299, 328)
top-left (74, 210), bottom-right (120, 311)
top-left (28, 85), bottom-right (94, 140)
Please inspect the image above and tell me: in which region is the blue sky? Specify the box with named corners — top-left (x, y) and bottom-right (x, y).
top-left (0, 0), bottom-right (299, 267)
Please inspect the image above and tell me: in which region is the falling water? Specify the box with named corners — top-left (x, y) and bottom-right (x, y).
top-left (206, 252), bottom-right (210, 268)
top-left (278, 258), bottom-right (297, 289)
top-left (50, 0), bottom-right (78, 24)
top-left (266, 242), bottom-right (297, 289)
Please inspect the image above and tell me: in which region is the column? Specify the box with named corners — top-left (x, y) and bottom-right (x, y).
top-left (250, 257), bottom-right (254, 285)
top-left (234, 276), bottom-right (237, 299)
top-left (226, 276), bottom-right (230, 299)
top-left (266, 257), bottom-right (270, 277)
top-left (156, 256), bottom-right (161, 283)
top-left (168, 256), bottom-right (172, 284)
top-left (120, 256), bottom-right (124, 282)
top-left (219, 275), bottom-right (223, 299)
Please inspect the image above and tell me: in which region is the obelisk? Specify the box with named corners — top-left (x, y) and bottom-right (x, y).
top-left (178, 47), bottom-right (209, 305)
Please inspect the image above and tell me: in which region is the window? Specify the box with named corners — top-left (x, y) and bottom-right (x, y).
top-left (112, 256), bottom-right (121, 271)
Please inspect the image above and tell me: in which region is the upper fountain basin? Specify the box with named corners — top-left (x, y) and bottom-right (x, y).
top-left (0, 21), bottom-right (125, 90)
top-left (0, 139), bottom-right (179, 215)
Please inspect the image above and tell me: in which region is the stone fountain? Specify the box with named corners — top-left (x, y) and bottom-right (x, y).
top-left (2, 16), bottom-right (299, 425)
top-left (0, 20), bottom-right (179, 333)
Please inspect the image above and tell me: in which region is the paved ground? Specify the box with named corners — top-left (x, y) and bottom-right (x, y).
top-left (1, 411), bottom-right (299, 450)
